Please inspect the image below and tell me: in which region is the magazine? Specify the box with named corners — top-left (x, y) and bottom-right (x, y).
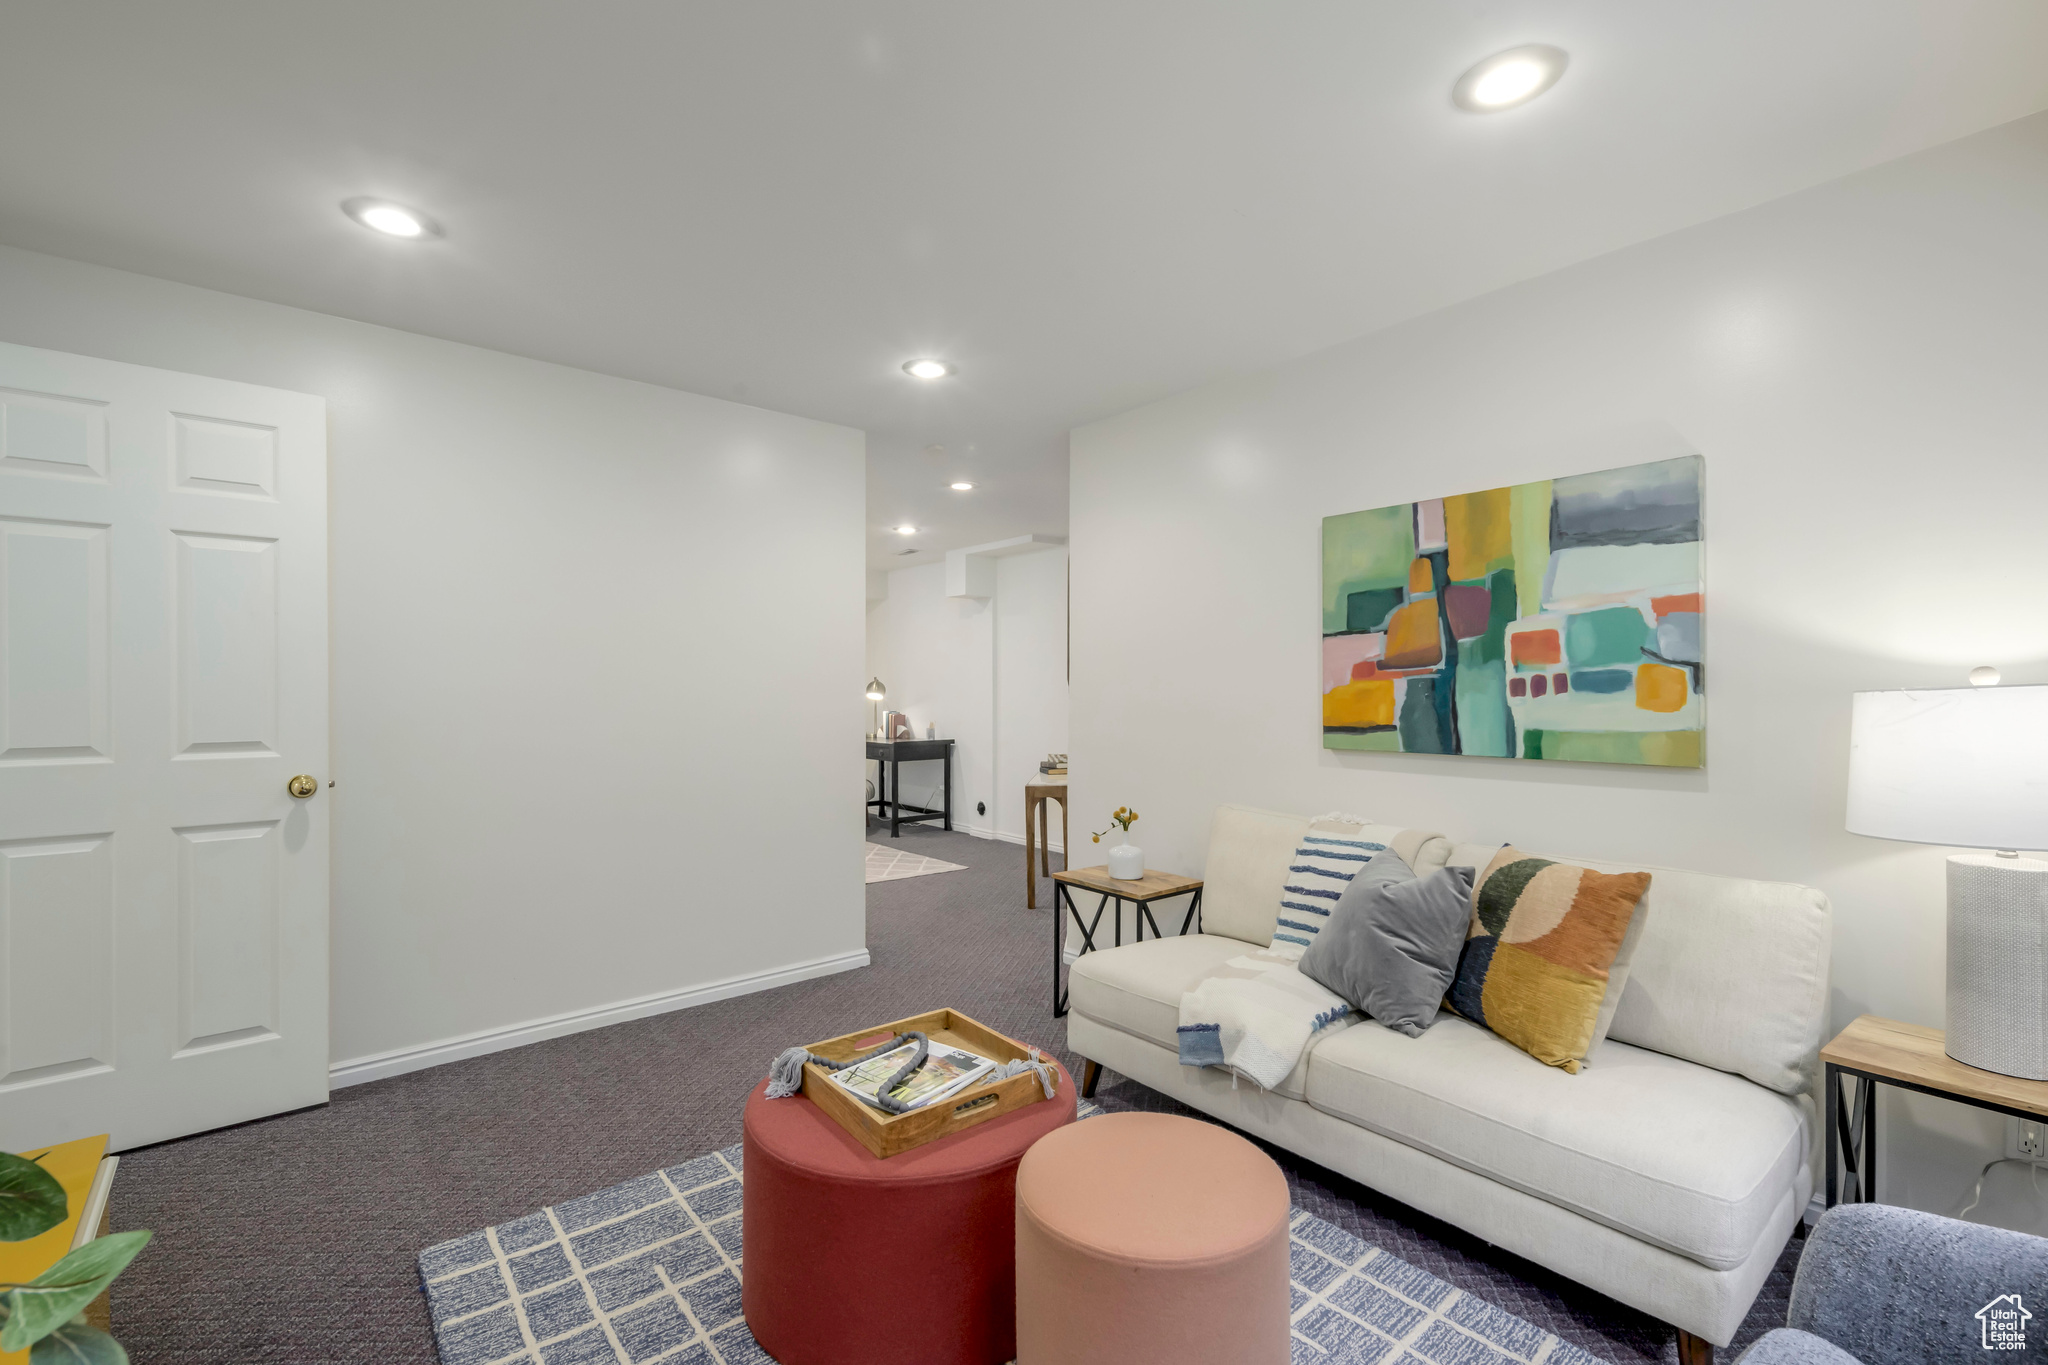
top-left (829, 1038), bottom-right (997, 1112)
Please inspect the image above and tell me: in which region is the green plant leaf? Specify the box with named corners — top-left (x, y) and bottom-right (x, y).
top-left (29, 1316), bottom-right (128, 1365)
top-left (0, 1231), bottom-right (149, 1353)
top-left (0, 1153), bottom-right (68, 1243)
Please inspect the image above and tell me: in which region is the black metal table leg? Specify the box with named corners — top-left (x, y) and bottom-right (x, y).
top-left (1137, 901), bottom-right (1163, 941)
top-left (1054, 881), bottom-right (1109, 1018)
top-left (1178, 887), bottom-right (1205, 935)
top-left (1836, 1070), bottom-right (1857, 1202)
top-left (1825, 1062), bottom-right (1839, 1208)
top-left (1075, 900), bottom-right (1105, 954)
top-left (1054, 881), bottom-right (1066, 1016)
top-left (1832, 1067), bottom-right (1873, 1203)
top-left (943, 746), bottom-right (953, 831)
top-left (891, 755), bottom-right (902, 837)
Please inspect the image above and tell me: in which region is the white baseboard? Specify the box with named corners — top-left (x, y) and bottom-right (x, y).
top-left (328, 949), bottom-right (871, 1088)
top-left (1803, 1194), bottom-right (1824, 1227)
top-left (980, 825), bottom-right (1064, 855)
top-left (870, 817), bottom-right (1065, 855)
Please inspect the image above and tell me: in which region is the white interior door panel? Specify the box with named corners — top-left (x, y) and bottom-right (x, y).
top-left (0, 341), bottom-right (327, 1151)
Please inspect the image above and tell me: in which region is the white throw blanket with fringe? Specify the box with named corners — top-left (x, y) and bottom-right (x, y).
top-left (1175, 949), bottom-right (1353, 1090)
top-left (1175, 812), bottom-right (1380, 1090)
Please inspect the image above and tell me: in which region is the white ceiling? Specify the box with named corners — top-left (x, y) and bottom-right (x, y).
top-left (2, 4), bottom-right (2045, 572)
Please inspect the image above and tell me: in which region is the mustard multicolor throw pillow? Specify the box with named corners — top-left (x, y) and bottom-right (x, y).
top-left (1447, 846), bottom-right (1651, 1073)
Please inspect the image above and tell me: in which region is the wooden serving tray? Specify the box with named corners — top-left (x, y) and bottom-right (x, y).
top-left (800, 1008), bottom-right (1055, 1159)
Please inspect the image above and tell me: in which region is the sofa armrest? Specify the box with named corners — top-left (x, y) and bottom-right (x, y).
top-left (1734, 1328), bottom-right (1863, 1365)
top-left (1787, 1204), bottom-right (2048, 1363)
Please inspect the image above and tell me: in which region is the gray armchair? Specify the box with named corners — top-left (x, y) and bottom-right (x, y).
top-left (1737, 1203), bottom-right (2047, 1363)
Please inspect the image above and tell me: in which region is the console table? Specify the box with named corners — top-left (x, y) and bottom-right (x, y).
top-left (866, 738), bottom-right (954, 838)
top-left (1024, 776), bottom-right (1067, 909)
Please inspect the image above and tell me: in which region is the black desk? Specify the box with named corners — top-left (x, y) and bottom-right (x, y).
top-left (866, 738), bottom-right (954, 837)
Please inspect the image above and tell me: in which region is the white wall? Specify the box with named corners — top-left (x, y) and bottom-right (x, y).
top-left (994, 549), bottom-right (1071, 848)
top-left (865, 549), bottom-right (1068, 850)
top-left (1069, 111), bottom-right (2048, 1220)
top-left (0, 242), bottom-right (869, 1079)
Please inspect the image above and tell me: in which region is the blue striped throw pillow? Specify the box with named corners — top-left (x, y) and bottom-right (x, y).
top-left (1272, 822), bottom-right (1388, 953)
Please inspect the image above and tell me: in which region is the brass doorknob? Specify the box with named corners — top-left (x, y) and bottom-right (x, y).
top-left (287, 774), bottom-right (318, 799)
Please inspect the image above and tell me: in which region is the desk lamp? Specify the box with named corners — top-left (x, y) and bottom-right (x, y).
top-left (866, 678), bottom-right (886, 739)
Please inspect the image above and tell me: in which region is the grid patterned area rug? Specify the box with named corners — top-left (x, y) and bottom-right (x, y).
top-left (420, 1144), bottom-right (758, 1365)
top-left (863, 841), bottom-right (967, 883)
top-left (418, 1111), bottom-right (1613, 1365)
top-left (1285, 1207), bottom-right (1604, 1364)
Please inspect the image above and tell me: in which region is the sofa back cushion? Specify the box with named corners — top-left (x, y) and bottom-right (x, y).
top-left (1202, 806), bottom-right (1313, 945)
top-left (1203, 805), bottom-right (1449, 947)
top-left (1448, 841), bottom-right (1831, 1096)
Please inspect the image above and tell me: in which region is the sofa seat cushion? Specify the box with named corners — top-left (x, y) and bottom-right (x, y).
top-left (1304, 1014), bottom-right (1808, 1270)
top-left (1067, 935), bottom-right (1345, 1100)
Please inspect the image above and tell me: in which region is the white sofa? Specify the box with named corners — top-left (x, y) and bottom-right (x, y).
top-left (1064, 804), bottom-right (1832, 1360)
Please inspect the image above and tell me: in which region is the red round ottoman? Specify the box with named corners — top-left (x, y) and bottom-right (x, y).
top-left (740, 1062), bottom-right (1074, 1365)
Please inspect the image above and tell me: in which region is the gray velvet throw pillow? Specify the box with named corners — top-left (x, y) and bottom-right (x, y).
top-left (1299, 849), bottom-right (1476, 1038)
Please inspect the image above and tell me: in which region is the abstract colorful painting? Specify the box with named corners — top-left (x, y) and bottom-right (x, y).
top-left (1322, 455), bottom-right (1702, 767)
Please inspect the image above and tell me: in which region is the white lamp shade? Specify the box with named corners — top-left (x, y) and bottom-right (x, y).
top-left (1847, 685), bottom-right (2048, 850)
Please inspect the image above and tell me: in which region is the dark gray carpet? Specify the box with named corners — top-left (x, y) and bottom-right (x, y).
top-left (108, 823), bottom-right (1796, 1363)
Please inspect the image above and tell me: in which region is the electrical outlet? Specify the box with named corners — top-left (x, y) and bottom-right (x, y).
top-left (2011, 1117), bottom-right (2046, 1162)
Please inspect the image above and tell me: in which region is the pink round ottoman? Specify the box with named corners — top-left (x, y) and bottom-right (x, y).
top-left (741, 1065), bottom-right (1075, 1365)
top-left (1014, 1111), bottom-right (1291, 1365)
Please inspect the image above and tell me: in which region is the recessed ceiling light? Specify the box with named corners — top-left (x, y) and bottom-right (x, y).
top-left (903, 359), bottom-right (951, 380)
top-left (1453, 45), bottom-right (1568, 113)
top-left (949, 481), bottom-right (975, 491)
top-left (894, 524), bottom-right (918, 535)
top-left (342, 197), bottom-right (441, 238)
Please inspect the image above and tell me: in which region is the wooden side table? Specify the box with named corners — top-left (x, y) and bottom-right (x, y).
top-left (1820, 1014), bottom-right (2048, 1207)
top-left (1024, 777), bottom-right (1067, 908)
top-left (1050, 864), bottom-right (1203, 1018)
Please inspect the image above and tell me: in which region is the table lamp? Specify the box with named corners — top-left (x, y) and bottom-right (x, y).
top-left (1846, 673), bottom-right (2048, 1079)
top-left (865, 678), bottom-right (886, 739)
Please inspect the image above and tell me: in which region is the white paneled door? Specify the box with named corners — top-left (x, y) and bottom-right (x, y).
top-left (0, 342), bottom-right (327, 1151)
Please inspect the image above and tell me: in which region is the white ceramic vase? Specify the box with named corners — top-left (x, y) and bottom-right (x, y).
top-left (1107, 840), bottom-right (1145, 881)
